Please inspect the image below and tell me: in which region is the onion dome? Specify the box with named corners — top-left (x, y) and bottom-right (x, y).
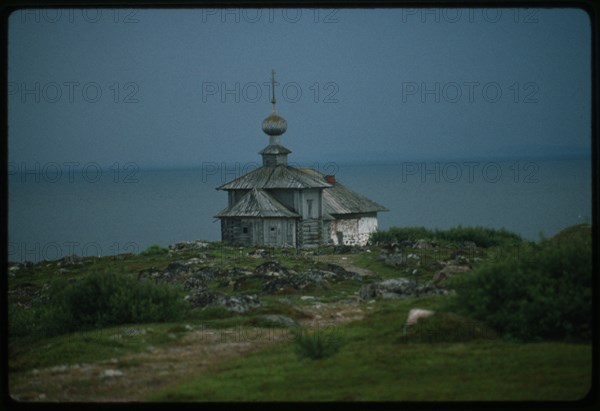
top-left (262, 112), bottom-right (287, 136)
top-left (261, 69), bottom-right (287, 137)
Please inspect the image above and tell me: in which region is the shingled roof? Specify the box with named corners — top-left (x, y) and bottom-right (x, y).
top-left (217, 164), bottom-right (332, 190)
top-left (298, 168), bottom-right (389, 215)
top-left (322, 182), bottom-right (388, 215)
top-left (215, 188), bottom-right (300, 218)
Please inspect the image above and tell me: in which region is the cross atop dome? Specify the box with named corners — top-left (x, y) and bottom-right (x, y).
top-left (270, 69), bottom-right (277, 108)
top-left (261, 69), bottom-right (288, 137)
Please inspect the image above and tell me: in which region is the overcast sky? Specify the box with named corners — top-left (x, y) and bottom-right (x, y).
top-left (8, 8), bottom-right (591, 169)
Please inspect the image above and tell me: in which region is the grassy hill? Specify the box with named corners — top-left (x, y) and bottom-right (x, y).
top-left (7, 225), bottom-right (593, 402)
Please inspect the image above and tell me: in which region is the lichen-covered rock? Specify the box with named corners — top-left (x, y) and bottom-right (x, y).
top-left (358, 278), bottom-right (447, 300)
top-left (254, 261), bottom-right (289, 276)
top-left (183, 277), bottom-right (206, 290)
top-left (322, 263), bottom-right (363, 281)
top-left (185, 289), bottom-right (260, 313)
top-left (138, 260), bottom-right (218, 285)
top-left (413, 239), bottom-right (433, 249)
top-left (168, 240), bottom-right (209, 252)
top-left (248, 249), bottom-right (270, 259)
top-left (378, 252), bottom-right (408, 268)
top-left (221, 294), bottom-right (261, 313)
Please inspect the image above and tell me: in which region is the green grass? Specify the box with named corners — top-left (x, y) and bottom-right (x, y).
top-left (150, 340), bottom-right (591, 401)
top-left (8, 322), bottom-right (190, 372)
top-left (9, 231), bottom-right (592, 401)
top-left (149, 296), bottom-right (591, 401)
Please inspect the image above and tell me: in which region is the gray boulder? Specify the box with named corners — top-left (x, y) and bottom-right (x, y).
top-left (413, 239), bottom-right (433, 249)
top-left (169, 240), bottom-right (209, 252)
top-left (248, 249), bottom-right (270, 259)
top-left (262, 270), bottom-right (327, 294)
top-left (221, 294), bottom-right (261, 313)
top-left (322, 263), bottom-right (363, 281)
top-left (183, 277), bottom-right (206, 290)
top-left (254, 261), bottom-right (289, 276)
top-left (359, 278), bottom-right (447, 300)
top-left (378, 252), bottom-right (407, 268)
top-left (185, 289), bottom-right (260, 313)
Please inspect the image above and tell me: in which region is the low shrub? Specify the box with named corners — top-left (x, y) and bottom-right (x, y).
top-left (435, 226), bottom-right (523, 248)
top-left (370, 226), bottom-right (433, 245)
top-left (9, 271), bottom-right (187, 339)
top-left (292, 326), bottom-right (342, 360)
top-left (8, 305), bottom-right (39, 338)
top-left (140, 244), bottom-right (169, 256)
top-left (446, 228), bottom-right (591, 341)
top-left (370, 225), bottom-right (523, 248)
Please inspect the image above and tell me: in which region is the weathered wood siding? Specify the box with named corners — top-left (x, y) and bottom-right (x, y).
top-left (299, 218), bottom-right (323, 246)
top-left (221, 218), bottom-right (296, 246)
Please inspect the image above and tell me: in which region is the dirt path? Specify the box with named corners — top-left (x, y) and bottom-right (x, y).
top-left (9, 301), bottom-right (364, 402)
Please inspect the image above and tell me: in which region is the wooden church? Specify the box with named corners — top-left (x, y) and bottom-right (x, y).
top-left (216, 71), bottom-right (387, 248)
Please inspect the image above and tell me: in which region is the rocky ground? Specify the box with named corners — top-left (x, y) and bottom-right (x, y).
top-left (8, 238), bottom-right (485, 402)
top-left (10, 300), bottom-right (364, 402)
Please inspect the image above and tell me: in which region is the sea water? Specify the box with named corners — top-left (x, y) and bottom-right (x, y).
top-left (7, 158), bottom-right (591, 262)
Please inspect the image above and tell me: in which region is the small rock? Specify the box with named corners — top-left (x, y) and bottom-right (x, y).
top-left (103, 369), bottom-right (124, 378)
top-left (50, 365), bottom-right (67, 373)
top-left (185, 289), bottom-right (260, 313)
top-left (405, 308), bottom-right (435, 327)
top-left (260, 315), bottom-right (298, 327)
top-left (254, 261), bottom-right (288, 276)
top-left (413, 239), bottom-right (433, 249)
top-left (385, 253), bottom-right (407, 267)
top-left (121, 328), bottom-right (146, 337)
top-left (169, 240), bottom-right (209, 251)
top-left (248, 249), bottom-right (269, 259)
top-left (359, 278), bottom-right (447, 300)
top-left (463, 241), bottom-right (477, 248)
